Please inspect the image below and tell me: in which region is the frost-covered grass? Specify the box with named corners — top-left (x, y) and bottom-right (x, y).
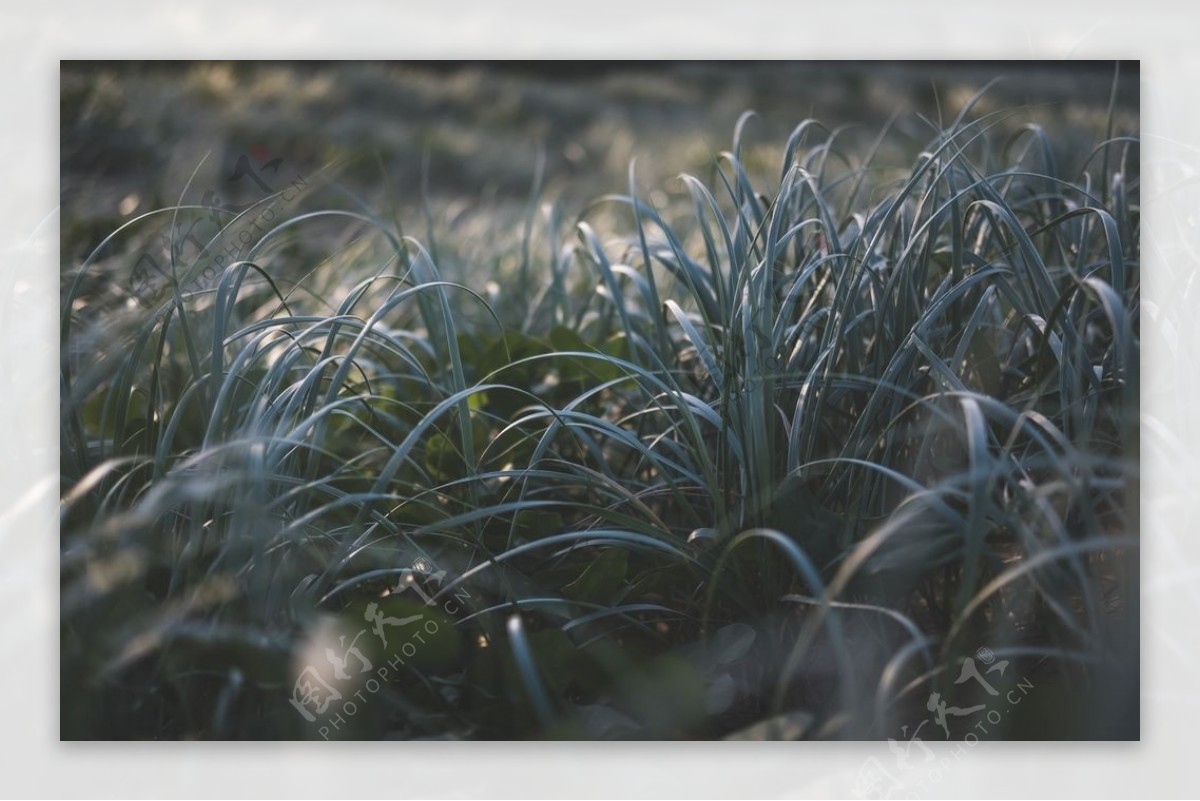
top-left (61, 78), bottom-right (1138, 740)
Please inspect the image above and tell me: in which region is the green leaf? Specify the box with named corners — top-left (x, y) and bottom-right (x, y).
top-left (526, 628), bottom-right (579, 697)
top-left (424, 417), bottom-right (490, 483)
top-left (562, 548), bottom-right (629, 604)
top-left (614, 654), bottom-right (709, 736)
top-left (548, 325), bottom-right (625, 384)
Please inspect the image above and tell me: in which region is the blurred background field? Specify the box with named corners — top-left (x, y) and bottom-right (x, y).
top-left (61, 60), bottom-right (1137, 279)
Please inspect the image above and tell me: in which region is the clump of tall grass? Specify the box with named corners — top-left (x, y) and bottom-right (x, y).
top-left (61, 91), bottom-right (1138, 740)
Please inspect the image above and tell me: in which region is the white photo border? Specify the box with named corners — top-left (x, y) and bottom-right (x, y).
top-left (3, 1), bottom-right (1194, 797)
